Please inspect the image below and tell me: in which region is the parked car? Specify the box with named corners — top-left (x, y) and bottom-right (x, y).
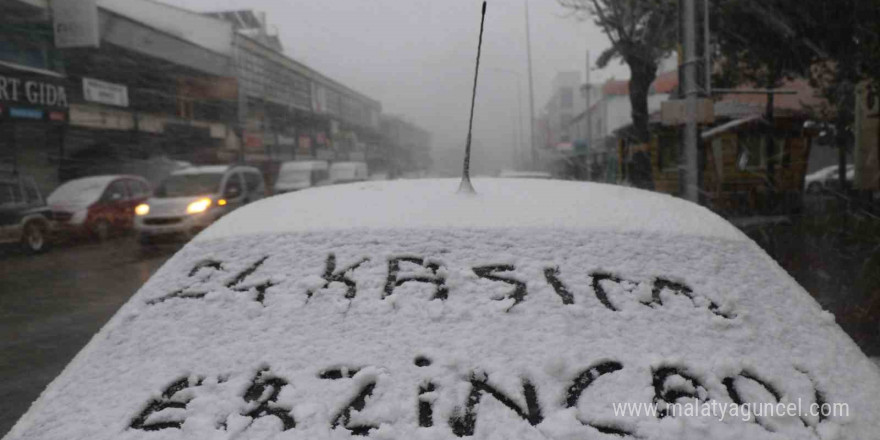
top-left (328, 161), bottom-right (368, 184)
top-left (0, 173), bottom-right (52, 253)
top-left (134, 165), bottom-right (265, 244)
top-left (48, 175), bottom-right (152, 240)
top-left (804, 164), bottom-right (853, 193)
top-left (273, 160), bottom-right (329, 194)
top-left (8, 179), bottom-right (880, 439)
top-left (822, 165), bottom-right (855, 191)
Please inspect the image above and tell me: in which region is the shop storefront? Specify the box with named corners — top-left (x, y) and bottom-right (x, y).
top-left (0, 66), bottom-right (70, 194)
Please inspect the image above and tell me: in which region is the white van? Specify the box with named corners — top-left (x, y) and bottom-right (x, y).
top-left (134, 165), bottom-right (266, 243)
top-left (328, 161), bottom-right (368, 184)
top-left (273, 160), bottom-right (329, 194)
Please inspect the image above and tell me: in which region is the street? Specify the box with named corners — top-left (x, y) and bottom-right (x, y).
top-left (0, 239), bottom-right (178, 436)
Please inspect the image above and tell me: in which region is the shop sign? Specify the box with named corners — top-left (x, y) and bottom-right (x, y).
top-left (244, 131), bottom-right (263, 150)
top-left (9, 107), bottom-right (43, 120)
top-left (51, 0), bottom-right (100, 48)
top-left (0, 74), bottom-right (69, 109)
top-left (83, 77), bottom-right (129, 107)
top-left (298, 136), bottom-right (312, 154)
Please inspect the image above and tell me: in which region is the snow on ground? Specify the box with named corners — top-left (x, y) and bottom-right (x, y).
top-left (7, 180), bottom-right (880, 440)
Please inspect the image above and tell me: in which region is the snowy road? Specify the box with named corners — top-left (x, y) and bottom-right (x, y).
top-left (0, 239), bottom-right (177, 436)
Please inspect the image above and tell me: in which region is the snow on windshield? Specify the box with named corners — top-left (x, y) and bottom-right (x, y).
top-left (46, 177), bottom-right (113, 207)
top-left (9, 228), bottom-right (879, 440)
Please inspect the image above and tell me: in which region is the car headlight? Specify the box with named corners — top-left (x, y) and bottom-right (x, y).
top-left (186, 198), bottom-right (212, 214)
top-left (135, 204), bottom-right (150, 216)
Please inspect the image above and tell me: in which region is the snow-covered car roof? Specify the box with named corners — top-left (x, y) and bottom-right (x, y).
top-left (47, 175), bottom-right (142, 207)
top-left (199, 179), bottom-right (745, 241)
top-left (8, 179), bottom-right (880, 440)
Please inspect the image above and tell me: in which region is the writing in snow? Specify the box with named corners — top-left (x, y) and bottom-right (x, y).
top-left (146, 253), bottom-right (736, 318)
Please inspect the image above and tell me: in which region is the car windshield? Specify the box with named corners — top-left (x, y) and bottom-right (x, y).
top-left (155, 173), bottom-right (223, 198)
top-left (277, 169), bottom-right (311, 183)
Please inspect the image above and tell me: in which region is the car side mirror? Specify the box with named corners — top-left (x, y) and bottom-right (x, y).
top-left (110, 193), bottom-right (123, 201)
top-left (225, 186), bottom-right (241, 199)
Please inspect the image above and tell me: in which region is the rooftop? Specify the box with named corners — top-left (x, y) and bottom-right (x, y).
top-left (171, 165), bottom-right (229, 175)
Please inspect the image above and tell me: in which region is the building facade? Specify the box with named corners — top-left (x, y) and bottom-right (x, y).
top-left (206, 10), bottom-right (382, 183)
top-left (1, 0), bottom-right (239, 192)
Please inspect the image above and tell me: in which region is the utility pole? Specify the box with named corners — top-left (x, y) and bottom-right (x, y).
top-left (525, 0), bottom-right (537, 168)
top-left (681, 0), bottom-right (699, 202)
top-left (585, 49), bottom-right (593, 179)
top-left (704, 0), bottom-right (711, 97)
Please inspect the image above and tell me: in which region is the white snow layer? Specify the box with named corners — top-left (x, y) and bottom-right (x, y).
top-left (196, 179), bottom-right (748, 242)
top-left (7, 180), bottom-right (880, 440)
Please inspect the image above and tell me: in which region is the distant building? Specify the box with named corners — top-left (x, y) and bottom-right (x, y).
top-left (559, 70), bottom-right (678, 182)
top-left (0, 1), bottom-right (385, 193)
top-left (206, 9), bottom-right (382, 183)
top-left (538, 72), bottom-right (584, 151)
top-left (379, 115), bottom-right (431, 177)
top-left (614, 77), bottom-right (824, 216)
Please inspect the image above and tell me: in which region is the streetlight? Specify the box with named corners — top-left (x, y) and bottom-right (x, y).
top-left (491, 67), bottom-right (525, 169)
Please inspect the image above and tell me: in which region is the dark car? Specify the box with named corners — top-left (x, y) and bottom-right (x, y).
top-left (48, 175), bottom-right (152, 241)
top-left (0, 173), bottom-right (52, 253)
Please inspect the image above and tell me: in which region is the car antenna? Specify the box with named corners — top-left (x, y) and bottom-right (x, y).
top-left (458, 1), bottom-right (487, 195)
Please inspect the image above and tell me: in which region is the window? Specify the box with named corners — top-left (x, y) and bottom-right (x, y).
top-left (157, 174), bottom-right (223, 198)
top-left (737, 134), bottom-right (764, 169)
top-left (126, 180), bottom-right (151, 198)
top-left (312, 169), bottom-right (329, 184)
top-left (103, 180), bottom-right (129, 202)
top-left (560, 87), bottom-right (574, 109)
top-left (0, 182), bottom-right (22, 206)
top-left (23, 178), bottom-right (40, 203)
top-left (657, 132), bottom-right (679, 171)
top-left (243, 171), bottom-right (262, 192)
top-left (737, 134), bottom-right (785, 170)
top-left (224, 173), bottom-right (244, 197)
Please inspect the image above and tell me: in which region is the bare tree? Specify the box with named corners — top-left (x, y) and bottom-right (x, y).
top-left (558, 0), bottom-right (677, 145)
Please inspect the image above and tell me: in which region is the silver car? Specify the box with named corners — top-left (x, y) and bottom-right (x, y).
top-left (134, 165), bottom-right (265, 243)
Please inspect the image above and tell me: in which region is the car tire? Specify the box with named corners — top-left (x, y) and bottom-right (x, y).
top-left (93, 219), bottom-right (112, 242)
top-left (21, 222), bottom-right (49, 254)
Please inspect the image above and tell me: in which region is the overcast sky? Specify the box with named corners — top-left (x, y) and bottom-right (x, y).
top-left (164, 0), bottom-right (630, 171)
